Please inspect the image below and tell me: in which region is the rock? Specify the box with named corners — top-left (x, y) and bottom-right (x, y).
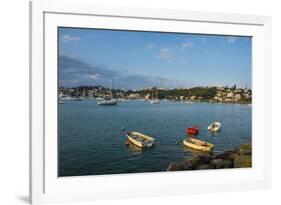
top-left (211, 159), bottom-right (224, 168)
top-left (192, 154), bottom-right (212, 166)
top-left (166, 144), bottom-right (251, 171)
top-left (211, 159), bottom-right (233, 169)
top-left (222, 160), bottom-right (233, 168)
top-left (167, 162), bottom-right (183, 171)
top-left (238, 144), bottom-right (252, 155)
top-left (167, 160), bottom-right (194, 171)
top-left (233, 144), bottom-right (252, 168)
top-left (196, 164), bottom-right (214, 170)
top-left (234, 153), bottom-right (251, 168)
top-left (183, 159), bottom-right (195, 170)
top-left (214, 151), bottom-right (235, 163)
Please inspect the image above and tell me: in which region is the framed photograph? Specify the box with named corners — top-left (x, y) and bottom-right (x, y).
top-left (30, 1), bottom-right (271, 204)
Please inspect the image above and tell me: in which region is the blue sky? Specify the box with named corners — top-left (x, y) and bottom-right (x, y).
top-left (59, 27), bottom-right (252, 90)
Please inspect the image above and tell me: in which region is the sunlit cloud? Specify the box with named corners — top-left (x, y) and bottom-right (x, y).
top-left (181, 42), bottom-right (194, 48)
top-left (89, 74), bottom-right (101, 80)
top-left (145, 44), bottom-right (155, 49)
top-left (155, 48), bottom-right (173, 61)
top-left (62, 35), bottom-right (80, 42)
top-left (201, 37), bottom-right (207, 43)
top-left (226, 36), bottom-right (238, 44)
top-left (58, 55), bottom-right (190, 89)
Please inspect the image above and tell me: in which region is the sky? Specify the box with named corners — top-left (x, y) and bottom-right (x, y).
top-left (58, 27), bottom-right (252, 90)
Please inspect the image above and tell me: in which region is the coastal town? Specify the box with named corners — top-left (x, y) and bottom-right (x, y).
top-left (59, 85), bottom-right (252, 104)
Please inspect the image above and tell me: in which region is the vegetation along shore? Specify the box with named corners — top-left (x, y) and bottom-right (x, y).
top-left (59, 85), bottom-right (252, 104)
top-left (167, 144), bottom-right (252, 171)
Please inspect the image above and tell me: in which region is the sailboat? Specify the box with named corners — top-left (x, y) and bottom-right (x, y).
top-left (97, 80), bottom-right (118, 106)
top-left (150, 88), bottom-right (160, 104)
top-left (69, 87), bottom-right (82, 101)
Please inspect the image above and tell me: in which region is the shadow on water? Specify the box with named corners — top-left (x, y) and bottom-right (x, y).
top-left (183, 146), bottom-right (212, 157)
top-left (127, 143), bottom-right (143, 155)
top-left (126, 142), bottom-right (156, 155)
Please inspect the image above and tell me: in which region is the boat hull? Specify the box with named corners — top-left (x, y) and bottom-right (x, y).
top-left (183, 138), bottom-right (214, 152)
top-left (187, 127), bottom-right (199, 134)
top-left (97, 99), bottom-right (118, 106)
top-left (207, 122), bottom-right (221, 132)
top-left (126, 132), bottom-right (155, 148)
top-left (150, 100), bottom-right (160, 104)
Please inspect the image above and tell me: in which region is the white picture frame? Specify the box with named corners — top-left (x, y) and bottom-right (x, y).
top-left (30, 1), bottom-right (272, 204)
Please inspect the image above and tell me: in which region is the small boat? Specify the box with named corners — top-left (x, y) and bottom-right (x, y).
top-left (95, 97), bottom-right (104, 101)
top-left (187, 126), bottom-right (199, 135)
top-left (126, 131), bottom-right (155, 148)
top-left (97, 99), bottom-right (118, 106)
top-left (60, 96), bottom-right (71, 101)
top-left (150, 99), bottom-right (160, 104)
top-left (207, 122), bottom-right (221, 132)
top-left (97, 80), bottom-right (118, 106)
top-left (183, 138), bottom-right (214, 152)
top-left (70, 97), bottom-right (82, 101)
top-left (150, 88), bottom-right (160, 104)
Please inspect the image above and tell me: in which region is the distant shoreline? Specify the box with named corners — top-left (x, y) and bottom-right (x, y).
top-left (60, 96), bottom-right (252, 105)
top-left (59, 85), bottom-right (252, 104)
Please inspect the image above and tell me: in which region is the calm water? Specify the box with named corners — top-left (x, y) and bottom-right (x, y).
top-left (59, 99), bottom-right (251, 176)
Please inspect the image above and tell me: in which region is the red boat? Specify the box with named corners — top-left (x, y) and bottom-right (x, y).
top-left (187, 126), bottom-right (199, 135)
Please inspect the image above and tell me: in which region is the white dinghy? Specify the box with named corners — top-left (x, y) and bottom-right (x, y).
top-left (207, 122), bottom-right (221, 132)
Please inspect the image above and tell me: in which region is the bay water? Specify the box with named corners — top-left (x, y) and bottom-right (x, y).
top-left (59, 99), bottom-right (251, 176)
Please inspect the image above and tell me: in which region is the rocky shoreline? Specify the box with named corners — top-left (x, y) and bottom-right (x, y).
top-left (167, 144), bottom-right (252, 171)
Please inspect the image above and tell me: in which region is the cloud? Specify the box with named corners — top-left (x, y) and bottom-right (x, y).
top-left (145, 44), bottom-right (155, 49)
top-left (89, 74), bottom-right (101, 80)
top-left (201, 37), bottom-right (207, 43)
top-left (59, 55), bottom-right (119, 87)
top-left (58, 55), bottom-right (189, 89)
top-left (226, 36), bottom-right (237, 44)
top-left (181, 42), bottom-right (194, 48)
top-left (117, 74), bottom-right (187, 90)
top-left (61, 35), bottom-right (80, 42)
top-left (155, 48), bottom-right (173, 61)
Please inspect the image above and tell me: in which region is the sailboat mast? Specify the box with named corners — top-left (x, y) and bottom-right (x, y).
top-left (151, 88), bottom-right (154, 100)
top-left (123, 88), bottom-right (126, 98)
top-left (156, 88), bottom-right (158, 100)
top-left (110, 80), bottom-right (113, 98)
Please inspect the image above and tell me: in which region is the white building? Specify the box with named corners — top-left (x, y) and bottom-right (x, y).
top-left (226, 92), bottom-right (234, 98)
top-left (234, 94), bottom-right (241, 100)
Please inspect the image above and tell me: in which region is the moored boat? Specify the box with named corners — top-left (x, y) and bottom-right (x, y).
top-left (97, 80), bottom-right (118, 106)
top-left (187, 126), bottom-right (199, 134)
top-left (97, 99), bottom-right (118, 106)
top-left (126, 131), bottom-right (155, 148)
top-left (70, 97), bottom-right (82, 101)
top-left (150, 88), bottom-right (160, 104)
top-left (60, 96), bottom-right (71, 101)
top-left (207, 122), bottom-right (221, 132)
top-left (95, 97), bottom-right (104, 101)
top-left (183, 138), bottom-right (214, 152)
top-left (150, 99), bottom-right (160, 104)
